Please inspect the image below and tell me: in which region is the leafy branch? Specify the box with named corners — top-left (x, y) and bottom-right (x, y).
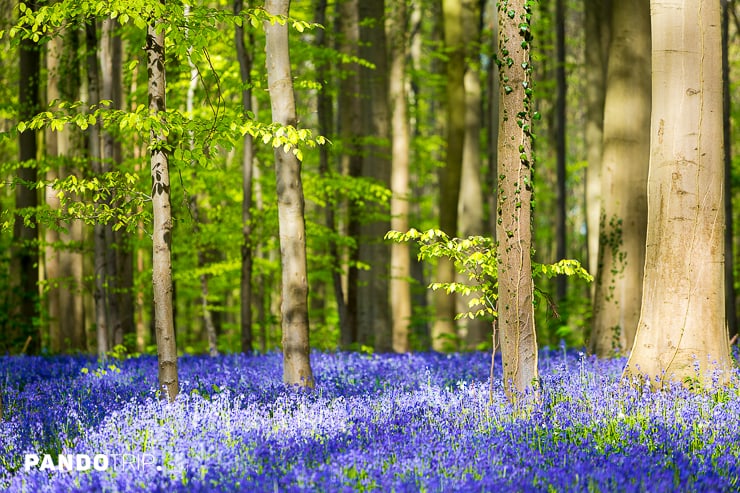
top-left (385, 228), bottom-right (593, 321)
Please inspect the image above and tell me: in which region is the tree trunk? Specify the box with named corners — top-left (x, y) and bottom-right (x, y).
top-left (554, 0), bottom-right (567, 302)
top-left (589, 0), bottom-right (650, 357)
top-left (496, 0), bottom-right (539, 401)
top-left (624, 0), bottom-right (732, 388)
top-left (358, 0), bottom-right (392, 351)
top-left (433, 0), bottom-right (466, 352)
top-left (388, 0), bottom-right (411, 353)
top-left (45, 34), bottom-right (63, 353)
top-left (314, 0), bottom-right (350, 343)
top-left (86, 21), bottom-right (109, 359)
top-left (486, 2), bottom-right (499, 238)
top-left (13, 0), bottom-right (41, 354)
top-left (583, 0), bottom-right (611, 283)
top-left (184, 4), bottom-right (219, 357)
top-left (235, 0), bottom-right (255, 354)
top-left (336, 0), bottom-right (361, 349)
top-left (147, 13), bottom-right (179, 401)
top-left (101, 18), bottom-right (124, 349)
top-left (265, 0), bottom-right (314, 387)
top-left (458, 0), bottom-right (489, 349)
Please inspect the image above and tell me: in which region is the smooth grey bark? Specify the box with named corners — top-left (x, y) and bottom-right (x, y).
top-left (265, 0), bottom-right (315, 387)
top-left (589, 0), bottom-right (650, 357)
top-left (624, 0), bottom-right (732, 388)
top-left (584, 0), bottom-right (611, 281)
top-left (147, 15), bottom-right (179, 401)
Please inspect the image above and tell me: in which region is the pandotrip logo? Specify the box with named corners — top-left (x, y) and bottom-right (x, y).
top-left (24, 453), bottom-right (159, 472)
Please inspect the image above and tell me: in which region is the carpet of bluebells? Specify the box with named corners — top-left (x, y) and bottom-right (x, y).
top-left (1, 349), bottom-right (740, 492)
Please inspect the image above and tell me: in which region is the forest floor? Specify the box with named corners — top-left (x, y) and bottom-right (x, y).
top-left (1, 349), bottom-right (739, 492)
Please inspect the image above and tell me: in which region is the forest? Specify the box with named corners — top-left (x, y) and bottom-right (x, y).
top-left (2, 0), bottom-right (740, 490)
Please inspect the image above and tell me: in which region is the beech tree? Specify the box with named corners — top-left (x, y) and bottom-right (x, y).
top-left (264, 0), bottom-right (314, 387)
top-left (13, 0), bottom-right (41, 354)
top-left (590, 0), bottom-right (650, 357)
top-left (235, 0), bottom-right (255, 354)
top-left (624, 0), bottom-right (733, 388)
top-left (358, 0), bottom-right (392, 351)
top-left (147, 8), bottom-right (179, 401)
top-left (389, 0), bottom-right (412, 353)
top-left (496, 0), bottom-right (539, 399)
top-left (583, 0), bottom-right (610, 281)
top-left (434, 0), bottom-right (465, 351)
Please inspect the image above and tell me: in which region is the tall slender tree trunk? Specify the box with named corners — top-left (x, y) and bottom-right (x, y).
top-left (265, 0), bottom-right (314, 387)
top-left (147, 11), bottom-right (179, 401)
top-left (45, 34), bottom-right (63, 353)
top-left (458, 0), bottom-right (488, 349)
top-left (235, 0), bottom-right (255, 354)
top-left (496, 0), bottom-right (539, 401)
top-left (433, 0), bottom-right (466, 352)
top-left (486, 3), bottom-right (499, 238)
top-left (584, 0), bottom-right (611, 283)
top-left (589, 0), bottom-right (650, 357)
top-left (358, 0), bottom-right (392, 351)
top-left (183, 4), bottom-right (218, 357)
top-left (100, 18), bottom-right (125, 348)
top-left (314, 0), bottom-right (350, 342)
top-left (388, 0), bottom-right (411, 353)
top-left (624, 0), bottom-right (732, 388)
top-left (554, 0), bottom-right (567, 301)
top-left (336, 0), bottom-right (361, 348)
top-left (13, 0), bottom-right (41, 354)
top-left (86, 21), bottom-right (109, 359)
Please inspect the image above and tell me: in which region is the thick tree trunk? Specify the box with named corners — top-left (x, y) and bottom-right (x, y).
top-left (433, 0), bottom-right (466, 352)
top-left (589, 0), bottom-right (650, 357)
top-left (388, 0), bottom-right (411, 353)
top-left (624, 0), bottom-right (732, 388)
top-left (235, 0), bottom-right (255, 354)
top-left (265, 0), bottom-right (314, 387)
top-left (496, 0), bottom-right (539, 401)
top-left (358, 0), bottom-right (392, 351)
top-left (147, 14), bottom-right (179, 401)
top-left (584, 0), bottom-right (611, 284)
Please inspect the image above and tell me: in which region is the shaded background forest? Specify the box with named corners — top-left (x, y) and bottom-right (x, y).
top-left (1, 0), bottom-right (739, 357)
